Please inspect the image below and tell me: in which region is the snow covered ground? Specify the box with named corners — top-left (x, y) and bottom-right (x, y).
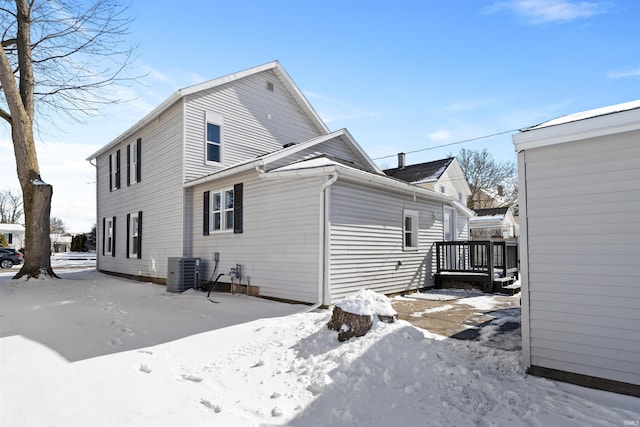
top-left (1, 264), bottom-right (638, 426)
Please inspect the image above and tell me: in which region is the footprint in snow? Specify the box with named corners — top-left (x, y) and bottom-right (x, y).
top-left (181, 374), bottom-right (204, 383)
top-left (200, 399), bottom-right (221, 413)
top-left (139, 364), bottom-right (152, 374)
top-left (109, 337), bottom-right (122, 346)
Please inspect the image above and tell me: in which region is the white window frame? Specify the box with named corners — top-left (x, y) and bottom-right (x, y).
top-left (106, 219), bottom-right (113, 254)
top-left (403, 209), bottom-right (419, 251)
top-left (130, 140), bottom-right (138, 184)
top-left (443, 206), bottom-right (457, 241)
top-left (210, 187), bottom-right (234, 232)
top-left (110, 151), bottom-right (120, 191)
top-left (129, 214), bottom-right (139, 257)
top-left (205, 112), bottom-right (224, 165)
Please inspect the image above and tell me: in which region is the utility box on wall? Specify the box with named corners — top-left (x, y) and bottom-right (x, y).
top-left (167, 257), bottom-right (200, 293)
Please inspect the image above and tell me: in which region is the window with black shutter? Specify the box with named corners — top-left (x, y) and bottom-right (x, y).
top-left (203, 191), bottom-right (210, 235)
top-left (234, 183), bottom-right (243, 234)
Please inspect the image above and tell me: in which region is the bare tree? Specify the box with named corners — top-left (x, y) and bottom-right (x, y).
top-left (457, 148), bottom-right (518, 210)
top-left (50, 216), bottom-right (66, 234)
top-left (0, 188), bottom-right (24, 223)
top-left (49, 216), bottom-right (66, 252)
top-left (0, 0), bottom-right (136, 279)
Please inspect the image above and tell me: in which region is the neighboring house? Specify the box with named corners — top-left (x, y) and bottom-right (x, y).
top-left (87, 61), bottom-right (473, 305)
top-left (384, 155), bottom-right (472, 206)
top-left (51, 233), bottom-right (72, 253)
top-left (472, 186), bottom-right (512, 209)
top-left (513, 99), bottom-right (640, 397)
top-left (469, 206), bottom-right (519, 241)
top-left (0, 224), bottom-right (25, 250)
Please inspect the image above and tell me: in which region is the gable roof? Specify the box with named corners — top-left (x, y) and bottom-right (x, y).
top-left (184, 128), bottom-right (383, 188)
top-left (383, 157), bottom-right (454, 184)
top-left (87, 61), bottom-right (328, 160)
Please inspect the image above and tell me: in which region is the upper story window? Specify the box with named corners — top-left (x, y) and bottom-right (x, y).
top-left (127, 138), bottom-right (141, 185)
top-left (205, 112), bottom-right (224, 165)
top-left (110, 150), bottom-right (121, 191)
top-left (403, 209), bottom-right (419, 250)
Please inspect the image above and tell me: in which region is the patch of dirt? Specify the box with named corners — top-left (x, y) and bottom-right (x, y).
top-left (392, 292), bottom-right (520, 341)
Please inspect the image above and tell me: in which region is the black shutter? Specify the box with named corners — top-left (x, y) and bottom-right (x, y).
top-left (112, 216), bottom-right (117, 257)
top-left (126, 144), bottom-right (131, 187)
top-left (102, 217), bottom-right (106, 255)
top-left (115, 150), bottom-right (121, 189)
top-left (136, 138), bottom-right (142, 183)
top-left (126, 213), bottom-right (130, 258)
top-left (7, 233), bottom-right (12, 244)
top-left (109, 155), bottom-right (113, 192)
top-left (234, 183), bottom-right (243, 234)
top-left (203, 191), bottom-right (210, 235)
top-left (137, 211), bottom-right (143, 259)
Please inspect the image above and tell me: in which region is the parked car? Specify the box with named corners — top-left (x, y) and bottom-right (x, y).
top-left (0, 248), bottom-right (23, 268)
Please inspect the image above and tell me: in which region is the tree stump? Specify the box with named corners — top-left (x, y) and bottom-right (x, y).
top-left (327, 306), bottom-right (396, 342)
top-left (327, 306), bottom-right (372, 342)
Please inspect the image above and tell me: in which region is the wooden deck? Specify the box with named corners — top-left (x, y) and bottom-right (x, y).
top-left (434, 241), bottom-right (519, 293)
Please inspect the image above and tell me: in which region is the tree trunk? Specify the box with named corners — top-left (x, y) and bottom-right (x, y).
top-left (0, 0), bottom-right (56, 279)
top-left (14, 181), bottom-right (56, 279)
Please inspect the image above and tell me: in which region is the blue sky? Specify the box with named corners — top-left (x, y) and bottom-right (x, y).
top-left (1, 0), bottom-right (638, 231)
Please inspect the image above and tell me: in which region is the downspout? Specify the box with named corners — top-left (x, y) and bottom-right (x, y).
top-left (89, 158), bottom-right (98, 271)
top-left (306, 172), bottom-right (337, 312)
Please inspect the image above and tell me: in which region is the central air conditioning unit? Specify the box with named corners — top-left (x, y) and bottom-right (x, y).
top-left (167, 257), bottom-right (200, 293)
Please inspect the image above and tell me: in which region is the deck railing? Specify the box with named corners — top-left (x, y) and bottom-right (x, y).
top-left (435, 240), bottom-right (518, 279)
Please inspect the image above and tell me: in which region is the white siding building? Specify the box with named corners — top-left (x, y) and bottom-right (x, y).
top-left (88, 61), bottom-right (473, 305)
top-left (513, 100), bottom-right (640, 397)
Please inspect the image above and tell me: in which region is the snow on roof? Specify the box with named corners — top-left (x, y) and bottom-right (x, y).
top-left (523, 99), bottom-right (640, 131)
top-left (0, 223), bottom-right (25, 231)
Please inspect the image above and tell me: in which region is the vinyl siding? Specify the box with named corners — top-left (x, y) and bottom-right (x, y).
top-left (96, 100), bottom-right (185, 280)
top-left (522, 130), bottom-right (640, 386)
top-left (328, 180), bottom-right (446, 303)
top-left (183, 70), bottom-right (324, 181)
top-left (191, 171), bottom-right (323, 304)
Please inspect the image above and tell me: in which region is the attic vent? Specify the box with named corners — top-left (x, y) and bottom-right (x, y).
top-left (266, 81), bottom-right (274, 92)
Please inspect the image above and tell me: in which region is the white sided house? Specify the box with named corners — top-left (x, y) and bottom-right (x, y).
top-left (0, 223), bottom-right (24, 250)
top-left (88, 61), bottom-right (472, 305)
top-left (513, 100), bottom-right (640, 397)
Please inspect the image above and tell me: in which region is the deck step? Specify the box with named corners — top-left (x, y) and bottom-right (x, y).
top-left (497, 282), bottom-right (521, 295)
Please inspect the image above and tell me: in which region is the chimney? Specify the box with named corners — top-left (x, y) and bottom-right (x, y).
top-left (398, 152), bottom-right (406, 169)
top-left (497, 185), bottom-right (504, 197)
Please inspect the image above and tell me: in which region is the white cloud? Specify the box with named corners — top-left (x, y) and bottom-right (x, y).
top-left (606, 68), bottom-right (640, 79)
top-left (428, 129), bottom-right (454, 142)
top-left (485, 0), bottom-right (608, 24)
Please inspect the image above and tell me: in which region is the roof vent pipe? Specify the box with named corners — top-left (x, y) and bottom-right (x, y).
top-left (398, 152), bottom-right (406, 169)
